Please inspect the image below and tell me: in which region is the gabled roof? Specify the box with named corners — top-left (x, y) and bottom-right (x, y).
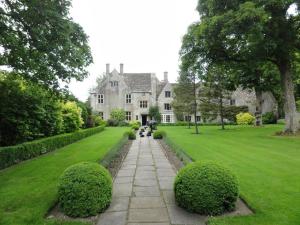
top-left (156, 81), bottom-right (167, 98)
top-left (123, 73), bottom-right (152, 92)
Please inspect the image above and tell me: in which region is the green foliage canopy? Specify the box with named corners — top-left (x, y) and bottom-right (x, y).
top-left (193, 0), bottom-right (300, 132)
top-left (0, 0), bottom-right (93, 89)
top-left (0, 72), bottom-right (63, 146)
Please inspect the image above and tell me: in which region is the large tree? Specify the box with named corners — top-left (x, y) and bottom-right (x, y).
top-left (0, 72), bottom-right (64, 146)
top-left (200, 64), bottom-right (234, 130)
top-left (0, 0), bottom-right (93, 89)
top-left (173, 71), bottom-right (200, 134)
top-left (194, 0), bottom-right (300, 133)
top-left (231, 61), bottom-right (281, 125)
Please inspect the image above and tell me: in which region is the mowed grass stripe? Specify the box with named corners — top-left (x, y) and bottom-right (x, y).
top-left (0, 127), bottom-right (128, 225)
top-left (161, 125), bottom-right (300, 225)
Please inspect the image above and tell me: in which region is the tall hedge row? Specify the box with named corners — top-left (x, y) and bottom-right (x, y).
top-left (0, 126), bottom-right (105, 169)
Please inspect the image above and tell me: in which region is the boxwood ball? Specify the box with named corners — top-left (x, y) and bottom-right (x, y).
top-left (174, 161), bottom-right (239, 215)
top-left (58, 162), bottom-right (112, 217)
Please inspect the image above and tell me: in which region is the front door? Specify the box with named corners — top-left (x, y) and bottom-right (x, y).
top-left (142, 115), bottom-right (147, 126)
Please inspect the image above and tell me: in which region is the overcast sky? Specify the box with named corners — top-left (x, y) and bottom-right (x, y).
top-left (69, 0), bottom-right (199, 101)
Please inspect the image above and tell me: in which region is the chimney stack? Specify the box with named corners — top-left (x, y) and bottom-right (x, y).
top-left (164, 71), bottom-right (168, 82)
top-left (120, 63), bottom-right (124, 75)
top-left (106, 64), bottom-right (110, 75)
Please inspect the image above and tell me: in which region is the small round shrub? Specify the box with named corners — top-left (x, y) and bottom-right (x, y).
top-left (58, 162), bottom-right (112, 217)
top-left (129, 120), bottom-right (141, 127)
top-left (262, 112), bottom-right (277, 124)
top-left (174, 161), bottom-right (239, 215)
top-left (153, 130), bottom-right (165, 139)
top-left (125, 130), bottom-right (136, 140)
top-left (132, 124), bottom-right (139, 131)
top-left (236, 112), bottom-right (255, 125)
top-left (106, 119), bottom-right (118, 127)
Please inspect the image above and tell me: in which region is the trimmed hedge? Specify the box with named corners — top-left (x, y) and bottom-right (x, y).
top-left (158, 122), bottom-right (236, 126)
top-left (0, 126), bottom-right (105, 169)
top-left (58, 162), bottom-right (112, 217)
top-left (153, 130), bottom-right (166, 139)
top-left (125, 130), bottom-right (136, 140)
top-left (174, 161), bottom-right (239, 215)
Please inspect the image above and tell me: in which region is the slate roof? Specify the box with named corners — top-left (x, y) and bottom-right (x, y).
top-left (156, 81), bottom-right (167, 98)
top-left (123, 73), bottom-right (152, 92)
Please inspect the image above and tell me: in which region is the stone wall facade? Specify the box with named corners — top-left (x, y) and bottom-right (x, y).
top-left (90, 65), bottom-right (176, 125)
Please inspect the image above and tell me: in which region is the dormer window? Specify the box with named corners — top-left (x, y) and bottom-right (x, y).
top-left (98, 94), bottom-right (104, 104)
top-left (165, 91), bottom-right (171, 98)
top-left (110, 81), bottom-right (118, 87)
top-left (126, 94), bottom-right (132, 104)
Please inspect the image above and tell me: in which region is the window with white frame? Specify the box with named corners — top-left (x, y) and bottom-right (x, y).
top-left (140, 101), bottom-right (148, 108)
top-left (136, 115), bottom-right (139, 120)
top-left (164, 103), bottom-right (172, 110)
top-left (166, 115), bottom-right (171, 123)
top-left (165, 91), bottom-right (171, 98)
top-left (99, 112), bottom-right (104, 120)
top-left (196, 116), bottom-right (201, 122)
top-left (126, 112), bottom-right (132, 121)
top-left (98, 94), bottom-right (104, 104)
top-left (162, 114), bottom-right (173, 123)
top-left (126, 94), bottom-right (131, 104)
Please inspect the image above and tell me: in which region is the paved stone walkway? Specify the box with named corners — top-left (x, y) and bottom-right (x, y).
top-left (97, 135), bottom-right (206, 225)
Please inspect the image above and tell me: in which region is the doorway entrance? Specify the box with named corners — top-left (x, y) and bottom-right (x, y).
top-left (142, 115), bottom-right (147, 126)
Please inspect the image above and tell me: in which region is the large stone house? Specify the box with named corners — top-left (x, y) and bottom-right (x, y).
top-left (90, 64), bottom-right (277, 124)
top-left (90, 64), bottom-right (176, 125)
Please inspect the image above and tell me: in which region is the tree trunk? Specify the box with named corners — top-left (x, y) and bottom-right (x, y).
top-left (194, 112), bottom-right (199, 134)
top-left (193, 74), bottom-right (199, 134)
top-left (279, 62), bottom-right (299, 133)
top-left (255, 88), bottom-right (263, 126)
top-left (219, 96), bottom-right (225, 130)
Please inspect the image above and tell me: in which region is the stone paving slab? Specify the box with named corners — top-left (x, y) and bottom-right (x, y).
top-left (167, 205), bottom-right (207, 225)
top-left (130, 197), bottom-right (165, 208)
top-left (97, 211), bottom-right (127, 225)
top-left (128, 208), bottom-right (169, 223)
top-left (133, 186), bottom-right (161, 197)
top-left (106, 197), bottom-right (129, 212)
top-left (113, 183), bottom-right (133, 197)
top-left (134, 178), bottom-right (158, 187)
top-left (114, 176), bottom-right (134, 184)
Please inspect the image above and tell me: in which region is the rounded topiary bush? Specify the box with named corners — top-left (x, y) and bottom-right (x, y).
top-left (126, 130), bottom-right (136, 140)
top-left (174, 161), bottom-right (239, 215)
top-left (153, 130), bottom-right (165, 139)
top-left (132, 124), bottom-right (139, 131)
top-left (58, 162), bottom-right (112, 217)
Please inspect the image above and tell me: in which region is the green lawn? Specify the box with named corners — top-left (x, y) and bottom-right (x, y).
top-left (0, 127), bottom-right (128, 225)
top-left (161, 125), bottom-right (300, 225)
